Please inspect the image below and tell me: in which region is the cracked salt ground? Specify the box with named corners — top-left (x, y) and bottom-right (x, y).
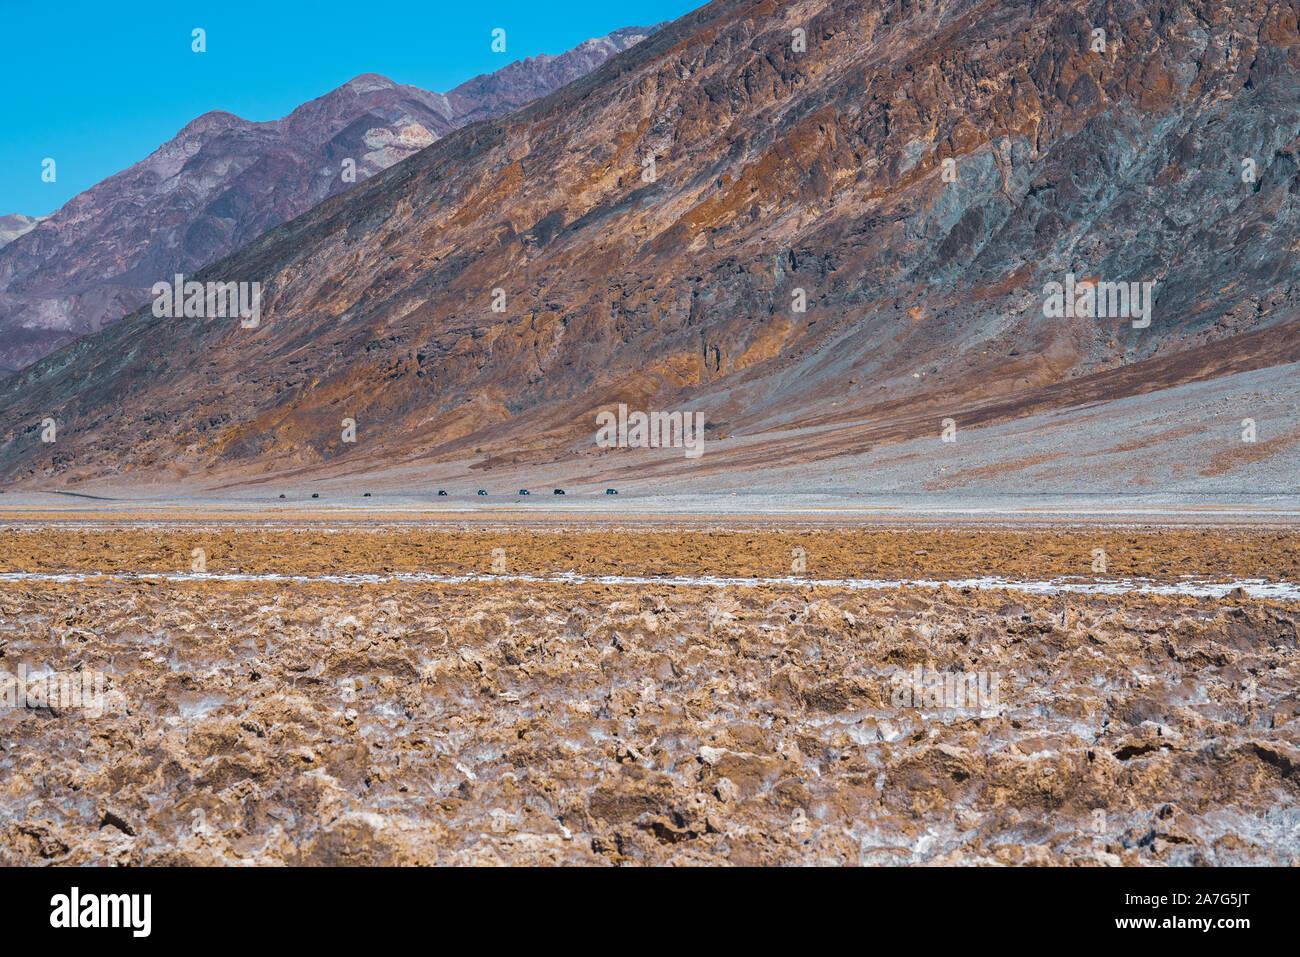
top-left (1, 525), bottom-right (1296, 865)
top-left (1, 570), bottom-right (1297, 600)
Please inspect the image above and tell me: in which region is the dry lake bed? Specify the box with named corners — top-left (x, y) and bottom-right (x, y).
top-left (1, 516), bottom-right (1297, 865)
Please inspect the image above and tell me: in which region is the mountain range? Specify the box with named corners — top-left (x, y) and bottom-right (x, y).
top-left (0, 26), bottom-right (657, 374)
top-left (1, 0), bottom-right (1297, 494)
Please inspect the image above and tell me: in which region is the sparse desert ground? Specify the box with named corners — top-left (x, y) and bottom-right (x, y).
top-left (1, 517), bottom-right (1297, 865)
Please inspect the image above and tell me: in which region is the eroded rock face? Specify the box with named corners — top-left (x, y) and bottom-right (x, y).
top-left (0, 27), bottom-right (657, 376)
top-left (0, 0), bottom-right (1297, 487)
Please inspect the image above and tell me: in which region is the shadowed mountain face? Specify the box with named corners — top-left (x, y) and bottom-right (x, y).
top-left (0, 26), bottom-right (657, 375)
top-left (1, 0), bottom-right (1298, 488)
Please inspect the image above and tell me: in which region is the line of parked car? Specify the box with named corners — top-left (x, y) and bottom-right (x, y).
top-left (281, 489), bottom-right (620, 499)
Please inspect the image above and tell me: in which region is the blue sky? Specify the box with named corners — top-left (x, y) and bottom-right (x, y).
top-left (1, 0), bottom-right (702, 217)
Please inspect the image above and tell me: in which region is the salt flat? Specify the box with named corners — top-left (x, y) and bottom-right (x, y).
top-left (1, 520), bottom-right (1296, 865)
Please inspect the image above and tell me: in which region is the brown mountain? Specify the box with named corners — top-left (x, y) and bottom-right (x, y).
top-left (1, 0), bottom-right (1298, 493)
top-left (0, 26), bottom-right (657, 375)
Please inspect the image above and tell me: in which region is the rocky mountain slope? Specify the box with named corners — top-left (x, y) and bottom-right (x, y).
top-left (0, 215), bottom-right (39, 249)
top-left (0, 26), bottom-right (656, 375)
top-left (1, 0), bottom-right (1297, 490)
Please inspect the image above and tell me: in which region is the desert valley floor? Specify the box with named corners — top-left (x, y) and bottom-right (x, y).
top-left (1, 510), bottom-right (1297, 865)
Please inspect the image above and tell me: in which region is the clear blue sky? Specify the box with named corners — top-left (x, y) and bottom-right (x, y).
top-left (1, 0), bottom-right (702, 217)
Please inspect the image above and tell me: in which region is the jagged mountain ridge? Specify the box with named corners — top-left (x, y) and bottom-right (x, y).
top-left (1, 0), bottom-right (1297, 487)
top-left (0, 25), bottom-right (657, 374)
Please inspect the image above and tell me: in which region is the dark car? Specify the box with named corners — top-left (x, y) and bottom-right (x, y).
top-left (363, 493), bottom-right (371, 497)
top-left (278, 494), bottom-right (286, 499)
top-left (477, 490), bottom-right (487, 496)
top-left (437, 490), bottom-right (448, 496)
top-left (605, 488), bottom-right (618, 495)
top-left (553, 489), bottom-right (565, 495)
top-left (311, 493), bottom-right (320, 499)
top-left (518, 489), bottom-right (530, 496)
